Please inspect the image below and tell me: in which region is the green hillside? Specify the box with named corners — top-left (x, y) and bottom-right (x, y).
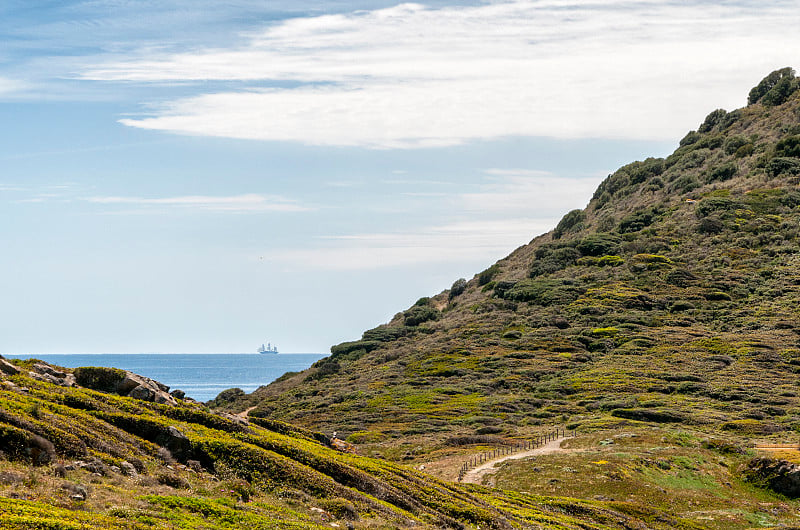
top-left (0, 357), bottom-right (701, 529)
top-left (213, 69), bottom-right (800, 496)
top-left (225, 68), bottom-right (800, 440)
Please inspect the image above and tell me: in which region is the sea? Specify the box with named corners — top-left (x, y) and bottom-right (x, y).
top-left (3, 353), bottom-right (327, 403)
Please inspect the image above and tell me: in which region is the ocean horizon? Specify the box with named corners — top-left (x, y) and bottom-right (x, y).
top-left (4, 353), bottom-right (327, 402)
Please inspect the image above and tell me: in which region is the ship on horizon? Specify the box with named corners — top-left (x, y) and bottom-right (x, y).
top-left (258, 342), bottom-right (278, 354)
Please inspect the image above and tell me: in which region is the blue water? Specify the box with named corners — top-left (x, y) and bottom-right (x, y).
top-left (3, 353), bottom-right (327, 402)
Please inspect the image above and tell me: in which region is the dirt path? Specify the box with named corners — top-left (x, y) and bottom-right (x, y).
top-left (460, 436), bottom-right (568, 484)
top-left (236, 405), bottom-right (258, 420)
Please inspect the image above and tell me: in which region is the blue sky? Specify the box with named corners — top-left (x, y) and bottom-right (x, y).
top-left (1, 1), bottom-right (798, 354)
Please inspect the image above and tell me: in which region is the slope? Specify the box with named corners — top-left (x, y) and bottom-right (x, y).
top-left (0, 356), bottom-right (703, 529)
top-left (220, 68), bottom-right (800, 449)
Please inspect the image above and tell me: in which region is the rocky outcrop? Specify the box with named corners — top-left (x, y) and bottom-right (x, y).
top-left (743, 457), bottom-right (800, 497)
top-left (73, 366), bottom-right (179, 405)
top-left (0, 355), bottom-right (20, 376)
top-left (116, 372), bottom-right (177, 405)
top-left (28, 363), bottom-right (77, 387)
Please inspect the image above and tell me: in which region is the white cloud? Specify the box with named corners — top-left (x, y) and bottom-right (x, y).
top-left (267, 217), bottom-right (555, 270)
top-left (81, 0), bottom-right (800, 148)
top-left (84, 193), bottom-right (311, 212)
top-left (0, 77), bottom-right (29, 96)
top-left (459, 169), bottom-right (602, 216)
top-left (267, 167), bottom-right (599, 270)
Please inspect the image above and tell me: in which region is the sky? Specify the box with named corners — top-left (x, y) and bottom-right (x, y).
top-left (1, 0), bottom-right (799, 354)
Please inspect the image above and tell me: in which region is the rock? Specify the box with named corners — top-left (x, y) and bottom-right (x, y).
top-left (33, 363), bottom-right (66, 378)
top-left (116, 373), bottom-right (177, 406)
top-left (0, 356), bottom-right (20, 376)
top-left (744, 457), bottom-right (800, 497)
top-left (128, 384), bottom-right (155, 401)
top-left (170, 389), bottom-right (186, 400)
top-left (27, 363), bottom-right (77, 387)
top-left (120, 461), bottom-right (138, 478)
top-left (61, 482), bottom-right (88, 501)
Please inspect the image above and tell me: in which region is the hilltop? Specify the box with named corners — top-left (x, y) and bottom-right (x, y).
top-left (218, 67), bottom-right (800, 460)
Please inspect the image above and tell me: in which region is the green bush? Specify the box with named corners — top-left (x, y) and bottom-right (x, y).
top-left (73, 366), bottom-right (127, 392)
top-left (503, 278), bottom-right (583, 306)
top-left (403, 305), bottom-right (439, 326)
top-left (707, 162), bottom-right (737, 183)
top-left (529, 246), bottom-right (581, 277)
top-left (735, 143), bottom-right (755, 158)
top-left (748, 67), bottom-right (797, 105)
top-left (698, 109), bottom-right (728, 133)
top-left (696, 197), bottom-right (740, 217)
top-left (576, 233), bottom-right (621, 256)
top-left (477, 264), bottom-right (500, 286)
top-left (618, 205), bottom-right (663, 233)
top-left (724, 135), bottom-right (748, 155)
top-left (767, 157), bottom-right (800, 178)
top-left (552, 209), bottom-right (585, 239)
top-left (330, 340), bottom-right (380, 358)
top-left (679, 131), bottom-right (701, 147)
top-left (448, 278), bottom-right (467, 300)
top-left (362, 325), bottom-right (406, 343)
top-left (775, 135), bottom-right (800, 158)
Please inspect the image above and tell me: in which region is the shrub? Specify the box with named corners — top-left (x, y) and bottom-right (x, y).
top-left (578, 255), bottom-right (624, 267)
top-left (748, 67), bottom-right (797, 105)
top-left (698, 216), bottom-right (725, 234)
top-left (330, 340), bottom-right (380, 358)
top-left (503, 278), bottom-right (583, 306)
top-left (618, 206), bottom-right (663, 233)
top-left (724, 135), bottom-right (748, 155)
top-left (403, 305), bottom-right (439, 327)
top-left (670, 175), bottom-right (700, 193)
top-left (775, 135), bottom-right (800, 158)
top-left (448, 278), bottom-right (467, 300)
top-left (707, 162), bottom-right (737, 183)
top-left (576, 233), bottom-right (621, 256)
top-left (73, 367), bottom-right (127, 392)
top-left (529, 246), bottom-right (581, 277)
top-left (362, 326), bottom-right (406, 343)
top-left (767, 157), bottom-right (800, 177)
top-left (679, 131), bottom-right (701, 146)
top-left (698, 109), bottom-right (728, 133)
top-left (735, 143), bottom-right (755, 158)
top-left (477, 264), bottom-right (500, 286)
top-left (696, 197), bottom-right (740, 217)
top-left (552, 209), bottom-right (585, 239)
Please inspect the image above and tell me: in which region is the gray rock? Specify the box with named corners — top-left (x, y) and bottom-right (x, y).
top-left (116, 373), bottom-right (176, 405)
top-left (744, 457), bottom-right (800, 497)
top-left (0, 356), bottom-right (20, 376)
top-left (61, 482), bottom-right (88, 501)
top-left (33, 363), bottom-right (66, 378)
top-left (120, 460), bottom-right (138, 478)
top-left (128, 384), bottom-right (155, 401)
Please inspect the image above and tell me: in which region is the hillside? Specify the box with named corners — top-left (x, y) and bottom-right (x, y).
top-left (220, 68), bottom-right (800, 453)
top-left (0, 356), bottom-right (705, 529)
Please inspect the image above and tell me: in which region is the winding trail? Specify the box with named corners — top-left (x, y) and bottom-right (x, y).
top-left (236, 405), bottom-right (258, 420)
top-left (460, 436), bottom-right (568, 484)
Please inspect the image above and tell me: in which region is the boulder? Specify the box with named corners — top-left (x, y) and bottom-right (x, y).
top-left (115, 373), bottom-right (176, 406)
top-left (29, 363), bottom-right (77, 387)
top-left (0, 356), bottom-right (20, 376)
top-left (119, 461), bottom-right (138, 478)
top-left (744, 457), bottom-right (800, 497)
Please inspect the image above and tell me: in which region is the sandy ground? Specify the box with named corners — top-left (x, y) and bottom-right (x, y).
top-left (460, 436), bottom-right (568, 484)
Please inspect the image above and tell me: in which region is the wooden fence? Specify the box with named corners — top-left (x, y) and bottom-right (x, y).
top-left (457, 427), bottom-right (573, 482)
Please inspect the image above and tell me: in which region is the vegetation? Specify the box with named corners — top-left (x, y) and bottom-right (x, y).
top-left (212, 69), bottom-right (800, 526)
top-left (7, 68), bottom-right (800, 528)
